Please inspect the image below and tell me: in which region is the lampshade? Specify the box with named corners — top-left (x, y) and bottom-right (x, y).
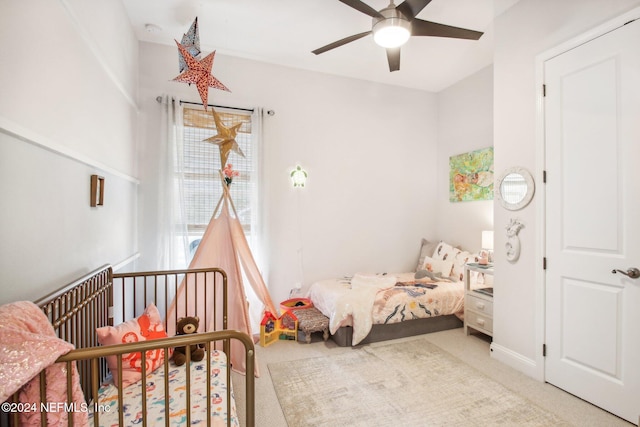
top-left (482, 230), bottom-right (494, 251)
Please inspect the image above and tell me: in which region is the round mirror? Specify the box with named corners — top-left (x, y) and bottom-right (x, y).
top-left (496, 167), bottom-right (535, 210)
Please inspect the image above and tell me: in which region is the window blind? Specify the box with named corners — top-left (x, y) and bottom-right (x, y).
top-left (181, 107), bottom-right (255, 235)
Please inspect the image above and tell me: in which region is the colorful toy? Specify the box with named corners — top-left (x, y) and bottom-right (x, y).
top-left (260, 311), bottom-right (298, 347)
top-left (279, 297), bottom-right (313, 313)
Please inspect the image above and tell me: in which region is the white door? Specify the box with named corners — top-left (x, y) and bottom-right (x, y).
top-left (545, 18), bottom-right (640, 424)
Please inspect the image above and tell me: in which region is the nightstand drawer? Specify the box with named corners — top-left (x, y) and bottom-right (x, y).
top-left (465, 310), bottom-right (493, 333)
top-left (464, 264), bottom-right (494, 340)
top-left (466, 294), bottom-right (493, 315)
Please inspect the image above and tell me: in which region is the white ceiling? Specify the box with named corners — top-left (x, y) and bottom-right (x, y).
top-left (122, 0), bottom-right (519, 93)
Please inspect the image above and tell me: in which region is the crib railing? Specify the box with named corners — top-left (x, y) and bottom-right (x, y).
top-left (5, 331), bottom-right (255, 427)
top-left (60, 331), bottom-right (255, 427)
top-left (35, 265), bottom-right (114, 404)
top-left (112, 267), bottom-right (229, 341)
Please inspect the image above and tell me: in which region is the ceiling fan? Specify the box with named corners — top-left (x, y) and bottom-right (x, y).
top-left (312, 0), bottom-right (484, 72)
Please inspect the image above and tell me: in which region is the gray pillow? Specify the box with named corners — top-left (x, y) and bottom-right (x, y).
top-left (416, 238), bottom-right (439, 271)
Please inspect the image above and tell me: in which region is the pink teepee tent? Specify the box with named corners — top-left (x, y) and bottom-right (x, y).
top-left (167, 183), bottom-right (277, 376)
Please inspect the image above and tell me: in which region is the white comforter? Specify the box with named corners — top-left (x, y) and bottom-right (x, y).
top-left (308, 273), bottom-right (397, 345)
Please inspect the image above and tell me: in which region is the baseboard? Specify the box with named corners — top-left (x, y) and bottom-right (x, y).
top-left (490, 342), bottom-right (543, 381)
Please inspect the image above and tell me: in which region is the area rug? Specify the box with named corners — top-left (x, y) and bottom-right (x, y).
top-left (268, 338), bottom-right (569, 427)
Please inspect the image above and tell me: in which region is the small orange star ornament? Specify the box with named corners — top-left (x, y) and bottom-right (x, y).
top-left (204, 109), bottom-right (245, 168)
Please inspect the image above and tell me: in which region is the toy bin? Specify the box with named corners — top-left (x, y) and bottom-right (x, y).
top-left (280, 297), bottom-right (313, 313)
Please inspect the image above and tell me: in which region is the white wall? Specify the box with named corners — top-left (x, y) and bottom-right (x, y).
top-left (491, 0), bottom-right (640, 378)
top-left (435, 65), bottom-right (494, 252)
top-left (137, 42), bottom-right (439, 304)
top-left (0, 0), bottom-right (139, 303)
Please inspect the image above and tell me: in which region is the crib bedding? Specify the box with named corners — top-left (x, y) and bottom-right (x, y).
top-left (308, 272), bottom-right (465, 345)
top-left (89, 349), bottom-right (238, 427)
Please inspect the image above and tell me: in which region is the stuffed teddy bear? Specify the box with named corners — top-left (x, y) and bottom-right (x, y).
top-left (172, 316), bottom-right (205, 366)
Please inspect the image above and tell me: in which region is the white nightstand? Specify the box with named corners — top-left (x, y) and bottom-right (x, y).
top-left (464, 263), bottom-right (494, 338)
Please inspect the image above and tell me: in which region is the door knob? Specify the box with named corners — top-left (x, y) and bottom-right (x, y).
top-left (611, 267), bottom-right (640, 279)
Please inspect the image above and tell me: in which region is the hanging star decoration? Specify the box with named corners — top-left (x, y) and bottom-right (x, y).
top-left (178, 17), bottom-right (201, 73)
top-left (204, 108), bottom-right (245, 168)
top-left (172, 40), bottom-right (230, 110)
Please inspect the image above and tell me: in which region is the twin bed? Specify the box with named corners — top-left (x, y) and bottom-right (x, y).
top-left (309, 272), bottom-right (465, 346)
top-left (308, 240), bottom-right (480, 346)
top-left (1, 265), bottom-right (255, 427)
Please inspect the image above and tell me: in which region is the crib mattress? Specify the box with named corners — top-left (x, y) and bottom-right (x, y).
top-left (89, 350), bottom-right (238, 426)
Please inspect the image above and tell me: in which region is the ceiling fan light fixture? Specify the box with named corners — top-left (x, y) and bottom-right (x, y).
top-left (372, 4), bottom-right (411, 49)
top-left (373, 20), bottom-right (410, 48)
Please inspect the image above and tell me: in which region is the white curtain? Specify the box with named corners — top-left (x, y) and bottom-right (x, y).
top-left (157, 95), bottom-right (189, 270)
top-left (248, 108), bottom-right (264, 266)
top-left (246, 107), bottom-right (267, 332)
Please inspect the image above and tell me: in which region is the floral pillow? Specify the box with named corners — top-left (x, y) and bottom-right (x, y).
top-left (432, 241), bottom-right (461, 264)
top-left (420, 255), bottom-right (454, 278)
top-left (450, 251), bottom-right (482, 282)
top-left (96, 303), bottom-right (168, 387)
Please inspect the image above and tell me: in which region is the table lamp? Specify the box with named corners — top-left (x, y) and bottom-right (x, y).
top-left (481, 230), bottom-right (494, 264)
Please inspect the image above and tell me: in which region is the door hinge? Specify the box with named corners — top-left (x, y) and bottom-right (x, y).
top-left (543, 84), bottom-right (546, 97)
top-left (543, 344), bottom-right (547, 357)
top-left (543, 257), bottom-right (547, 270)
top-left (543, 170), bottom-right (547, 183)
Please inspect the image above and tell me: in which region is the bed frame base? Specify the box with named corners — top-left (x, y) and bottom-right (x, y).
top-left (330, 315), bottom-right (463, 347)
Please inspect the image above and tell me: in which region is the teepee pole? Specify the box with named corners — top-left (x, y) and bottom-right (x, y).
top-left (212, 194), bottom-right (224, 218)
top-left (212, 169), bottom-right (228, 217)
top-left (215, 170), bottom-right (242, 219)
top-left (227, 190), bottom-right (241, 220)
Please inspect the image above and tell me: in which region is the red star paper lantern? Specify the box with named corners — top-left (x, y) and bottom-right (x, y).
top-left (172, 40), bottom-right (230, 110)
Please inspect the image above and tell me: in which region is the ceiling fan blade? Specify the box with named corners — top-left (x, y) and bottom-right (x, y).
top-left (396, 0), bottom-right (433, 20)
top-left (386, 47), bottom-right (400, 72)
top-left (312, 31), bottom-right (371, 55)
top-left (411, 19), bottom-right (483, 40)
top-left (338, 0), bottom-right (384, 18)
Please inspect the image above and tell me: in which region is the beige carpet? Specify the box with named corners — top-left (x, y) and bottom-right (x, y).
top-left (268, 337), bottom-right (569, 427)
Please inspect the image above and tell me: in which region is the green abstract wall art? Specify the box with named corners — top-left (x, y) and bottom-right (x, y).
top-left (449, 147), bottom-right (494, 202)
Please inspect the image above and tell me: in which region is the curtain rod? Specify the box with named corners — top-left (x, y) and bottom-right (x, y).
top-left (179, 99), bottom-right (254, 113)
top-left (156, 96), bottom-right (273, 115)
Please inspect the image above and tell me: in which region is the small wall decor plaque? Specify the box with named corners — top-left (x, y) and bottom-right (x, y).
top-left (90, 175), bottom-right (104, 207)
top-left (505, 218), bottom-right (524, 263)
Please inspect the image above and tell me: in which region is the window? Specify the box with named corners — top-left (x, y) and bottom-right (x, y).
top-left (180, 106), bottom-right (257, 256)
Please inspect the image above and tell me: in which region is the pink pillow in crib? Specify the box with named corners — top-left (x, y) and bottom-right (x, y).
top-left (96, 303), bottom-right (168, 388)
